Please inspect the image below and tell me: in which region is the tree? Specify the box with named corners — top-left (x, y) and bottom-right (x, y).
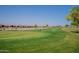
top-left (66, 7), bottom-right (79, 31)
top-left (1, 25), bottom-right (5, 27)
top-left (34, 24), bottom-right (38, 28)
top-left (46, 24), bottom-right (48, 27)
top-left (10, 25), bottom-right (14, 27)
top-left (65, 24), bottom-right (69, 27)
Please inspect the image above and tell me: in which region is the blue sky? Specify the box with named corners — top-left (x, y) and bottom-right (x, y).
top-left (0, 5), bottom-right (73, 26)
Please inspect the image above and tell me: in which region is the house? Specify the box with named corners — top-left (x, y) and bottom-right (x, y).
top-left (0, 24), bottom-right (48, 31)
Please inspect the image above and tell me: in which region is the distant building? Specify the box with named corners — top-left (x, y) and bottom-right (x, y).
top-left (0, 24), bottom-right (48, 31)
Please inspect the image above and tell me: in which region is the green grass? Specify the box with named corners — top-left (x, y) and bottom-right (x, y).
top-left (0, 27), bottom-right (79, 53)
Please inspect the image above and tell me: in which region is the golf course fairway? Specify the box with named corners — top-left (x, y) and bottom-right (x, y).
top-left (0, 27), bottom-right (79, 53)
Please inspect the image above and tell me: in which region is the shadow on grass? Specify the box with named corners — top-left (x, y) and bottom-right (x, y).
top-left (71, 31), bottom-right (79, 33)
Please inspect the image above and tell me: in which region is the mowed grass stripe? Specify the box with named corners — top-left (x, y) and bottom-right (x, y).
top-left (0, 31), bottom-right (50, 39)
